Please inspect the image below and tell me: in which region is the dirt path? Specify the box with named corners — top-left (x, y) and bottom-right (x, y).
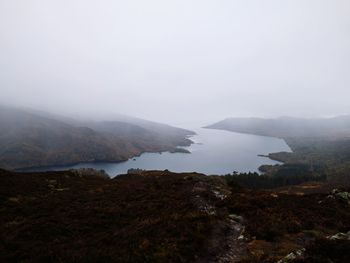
top-left (190, 177), bottom-right (248, 262)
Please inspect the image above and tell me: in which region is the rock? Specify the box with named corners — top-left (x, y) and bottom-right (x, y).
top-left (329, 189), bottom-right (350, 204)
top-left (336, 192), bottom-right (350, 202)
top-left (229, 214), bottom-right (244, 223)
top-left (212, 190), bottom-right (227, 200)
top-left (238, 235), bottom-right (245, 240)
top-left (277, 248), bottom-right (305, 263)
top-left (332, 189), bottom-right (339, 194)
top-left (326, 194), bottom-right (335, 199)
top-left (329, 231), bottom-right (350, 240)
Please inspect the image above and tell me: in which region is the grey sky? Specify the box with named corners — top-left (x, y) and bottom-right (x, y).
top-left (1, 0), bottom-right (349, 126)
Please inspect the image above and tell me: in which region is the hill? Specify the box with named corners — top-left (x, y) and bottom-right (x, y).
top-left (0, 106), bottom-right (194, 170)
top-left (206, 116), bottom-right (350, 140)
top-left (1, 169), bottom-right (349, 262)
top-left (206, 117), bottom-right (350, 184)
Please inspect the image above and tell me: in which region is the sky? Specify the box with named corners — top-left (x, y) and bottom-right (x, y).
top-left (0, 0), bottom-right (350, 126)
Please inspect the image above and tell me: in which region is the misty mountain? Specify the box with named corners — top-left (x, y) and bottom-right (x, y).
top-left (0, 106), bottom-right (194, 170)
top-left (206, 116), bottom-right (350, 139)
top-left (206, 116), bottom-right (350, 181)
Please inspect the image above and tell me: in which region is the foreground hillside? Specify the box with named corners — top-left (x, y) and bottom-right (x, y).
top-left (1, 169), bottom-right (349, 262)
top-left (0, 106), bottom-right (194, 170)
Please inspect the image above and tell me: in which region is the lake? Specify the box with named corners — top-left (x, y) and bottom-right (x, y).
top-left (28, 128), bottom-right (291, 177)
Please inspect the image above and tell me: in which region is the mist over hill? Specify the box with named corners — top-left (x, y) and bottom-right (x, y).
top-left (206, 116), bottom-right (350, 139)
top-left (207, 116), bottom-right (350, 184)
top-left (0, 106), bottom-right (194, 170)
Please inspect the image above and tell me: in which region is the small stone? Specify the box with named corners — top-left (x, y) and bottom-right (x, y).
top-left (329, 232), bottom-right (350, 240)
top-left (228, 214), bottom-right (244, 223)
top-left (336, 192), bottom-right (350, 201)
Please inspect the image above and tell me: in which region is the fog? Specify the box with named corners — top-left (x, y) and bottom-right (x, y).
top-left (1, 0), bottom-right (349, 126)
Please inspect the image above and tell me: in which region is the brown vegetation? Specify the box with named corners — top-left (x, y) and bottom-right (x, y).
top-left (0, 169), bottom-right (223, 262)
top-left (1, 169), bottom-right (350, 262)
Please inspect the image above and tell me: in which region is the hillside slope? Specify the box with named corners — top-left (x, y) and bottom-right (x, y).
top-left (1, 169), bottom-right (349, 262)
top-left (0, 106), bottom-right (194, 170)
top-left (206, 117), bottom-right (350, 183)
top-left (206, 116), bottom-right (350, 140)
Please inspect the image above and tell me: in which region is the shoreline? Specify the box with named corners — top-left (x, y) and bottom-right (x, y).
top-left (203, 127), bottom-right (293, 172)
top-left (16, 138), bottom-right (195, 174)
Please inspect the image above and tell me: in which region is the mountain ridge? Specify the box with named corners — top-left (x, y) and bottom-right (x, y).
top-left (205, 116), bottom-right (350, 139)
top-left (0, 106), bottom-right (194, 170)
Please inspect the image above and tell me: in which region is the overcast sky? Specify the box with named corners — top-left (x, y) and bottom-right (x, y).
top-left (1, 0), bottom-right (349, 126)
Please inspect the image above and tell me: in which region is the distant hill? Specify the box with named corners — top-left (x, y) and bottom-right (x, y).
top-left (206, 116), bottom-right (350, 139)
top-left (0, 106), bottom-right (194, 170)
top-left (207, 116), bottom-right (350, 183)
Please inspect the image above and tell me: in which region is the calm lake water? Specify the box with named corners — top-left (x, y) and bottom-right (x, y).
top-left (27, 128), bottom-right (291, 177)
